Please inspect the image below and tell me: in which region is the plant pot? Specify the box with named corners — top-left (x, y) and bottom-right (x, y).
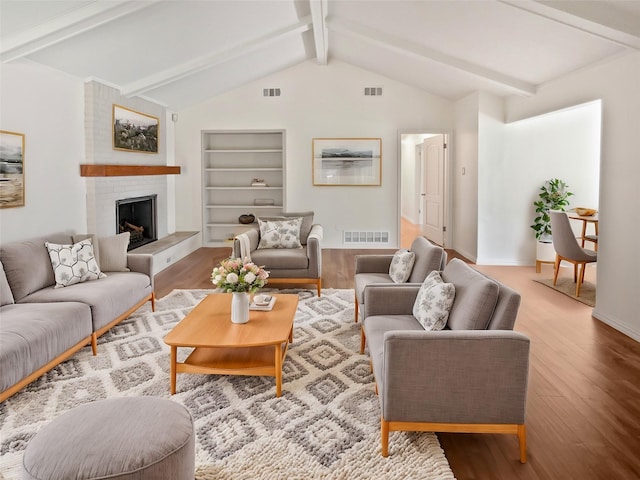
top-left (536, 241), bottom-right (556, 262)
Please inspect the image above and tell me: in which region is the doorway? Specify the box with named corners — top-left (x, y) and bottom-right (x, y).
top-left (399, 131), bottom-right (450, 249)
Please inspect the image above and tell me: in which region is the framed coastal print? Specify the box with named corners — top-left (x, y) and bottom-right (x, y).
top-left (112, 104), bottom-right (159, 153)
top-left (0, 130), bottom-right (25, 208)
top-left (312, 138), bottom-right (381, 186)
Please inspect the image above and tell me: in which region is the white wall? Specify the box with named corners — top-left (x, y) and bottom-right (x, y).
top-left (507, 52), bottom-right (640, 342)
top-left (452, 93), bottom-right (479, 261)
top-left (0, 63), bottom-right (86, 243)
top-left (478, 99), bottom-right (601, 265)
top-left (175, 60), bottom-right (453, 248)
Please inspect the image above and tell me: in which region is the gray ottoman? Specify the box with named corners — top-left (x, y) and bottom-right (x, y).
top-left (22, 397), bottom-right (195, 480)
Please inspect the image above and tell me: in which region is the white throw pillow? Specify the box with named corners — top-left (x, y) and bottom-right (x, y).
top-left (389, 249), bottom-right (416, 283)
top-left (412, 270), bottom-right (455, 331)
top-left (45, 239), bottom-right (107, 288)
top-left (98, 232), bottom-right (130, 272)
top-left (257, 217), bottom-right (303, 249)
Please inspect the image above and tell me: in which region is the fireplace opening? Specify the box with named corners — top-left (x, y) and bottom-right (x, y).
top-left (116, 195), bottom-right (157, 250)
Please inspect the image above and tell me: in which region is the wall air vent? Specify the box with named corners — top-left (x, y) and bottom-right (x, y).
top-left (343, 231), bottom-right (390, 244)
top-left (364, 87), bottom-right (383, 96)
top-left (263, 88), bottom-right (281, 97)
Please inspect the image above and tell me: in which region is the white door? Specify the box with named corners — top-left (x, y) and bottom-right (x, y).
top-left (421, 135), bottom-right (445, 246)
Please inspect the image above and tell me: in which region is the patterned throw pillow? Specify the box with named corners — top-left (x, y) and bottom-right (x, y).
top-left (389, 249), bottom-right (416, 283)
top-left (45, 239), bottom-right (107, 288)
top-left (412, 270), bottom-right (455, 330)
top-left (257, 217), bottom-right (303, 249)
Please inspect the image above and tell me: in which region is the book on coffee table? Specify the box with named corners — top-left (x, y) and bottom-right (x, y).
top-left (250, 296), bottom-right (276, 311)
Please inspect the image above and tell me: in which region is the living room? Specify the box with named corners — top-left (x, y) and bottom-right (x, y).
top-left (1, 1), bottom-right (639, 479)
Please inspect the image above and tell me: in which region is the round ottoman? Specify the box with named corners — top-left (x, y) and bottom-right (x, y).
top-left (22, 397), bottom-right (195, 480)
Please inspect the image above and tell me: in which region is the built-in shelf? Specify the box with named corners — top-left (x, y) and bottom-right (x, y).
top-left (202, 129), bottom-right (285, 246)
top-left (80, 164), bottom-right (181, 177)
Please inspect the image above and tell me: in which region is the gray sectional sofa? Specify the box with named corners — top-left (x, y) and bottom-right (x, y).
top-left (0, 233), bottom-right (155, 402)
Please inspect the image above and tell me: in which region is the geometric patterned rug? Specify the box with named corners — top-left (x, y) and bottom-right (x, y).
top-left (0, 289), bottom-right (455, 480)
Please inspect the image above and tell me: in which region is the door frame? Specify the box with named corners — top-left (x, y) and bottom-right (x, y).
top-left (397, 129), bottom-right (453, 248)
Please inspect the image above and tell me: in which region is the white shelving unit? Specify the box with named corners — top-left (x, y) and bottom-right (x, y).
top-left (202, 130), bottom-right (286, 246)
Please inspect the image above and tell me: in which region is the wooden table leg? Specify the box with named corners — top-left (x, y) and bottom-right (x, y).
top-left (170, 346), bottom-right (177, 395)
top-left (275, 343), bottom-right (282, 397)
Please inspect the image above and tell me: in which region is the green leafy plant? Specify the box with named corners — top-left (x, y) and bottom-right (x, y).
top-left (530, 178), bottom-right (573, 242)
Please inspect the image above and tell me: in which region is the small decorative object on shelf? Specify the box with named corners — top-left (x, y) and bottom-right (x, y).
top-left (251, 178), bottom-right (267, 187)
top-left (238, 213), bottom-right (255, 224)
top-left (211, 257), bottom-right (269, 324)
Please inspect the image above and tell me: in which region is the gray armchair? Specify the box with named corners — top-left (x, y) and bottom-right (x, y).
top-left (232, 211), bottom-right (323, 296)
top-left (354, 236), bottom-right (446, 326)
top-left (361, 259), bottom-right (530, 462)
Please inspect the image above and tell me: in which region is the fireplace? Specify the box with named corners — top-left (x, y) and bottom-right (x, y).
top-left (116, 195), bottom-right (157, 250)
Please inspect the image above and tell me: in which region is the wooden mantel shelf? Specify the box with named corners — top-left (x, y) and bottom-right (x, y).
top-left (80, 164), bottom-right (181, 177)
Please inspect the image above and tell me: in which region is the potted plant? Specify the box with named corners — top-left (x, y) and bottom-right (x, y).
top-left (531, 178), bottom-right (573, 264)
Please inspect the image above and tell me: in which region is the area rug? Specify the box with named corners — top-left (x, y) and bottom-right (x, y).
top-left (0, 289), bottom-right (455, 480)
top-left (533, 277), bottom-right (596, 307)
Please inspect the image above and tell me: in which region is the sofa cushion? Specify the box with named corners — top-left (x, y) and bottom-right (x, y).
top-left (45, 239), bottom-right (106, 288)
top-left (407, 237), bottom-right (445, 283)
top-left (441, 258), bottom-right (499, 330)
top-left (0, 261), bottom-right (15, 306)
top-left (412, 270), bottom-right (455, 331)
top-left (98, 232), bottom-right (131, 272)
top-left (0, 234), bottom-right (72, 301)
top-left (250, 247), bottom-right (309, 270)
top-left (257, 217), bottom-right (303, 249)
top-left (19, 272), bottom-right (152, 332)
top-left (0, 302), bottom-right (92, 392)
top-left (389, 249), bottom-right (415, 284)
top-left (354, 272), bottom-right (394, 304)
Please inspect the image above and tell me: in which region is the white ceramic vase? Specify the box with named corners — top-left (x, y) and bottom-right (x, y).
top-left (231, 292), bottom-right (250, 324)
top-left (536, 241), bottom-right (556, 262)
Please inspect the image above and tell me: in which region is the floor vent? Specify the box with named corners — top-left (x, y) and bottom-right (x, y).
top-left (364, 87), bottom-right (383, 96)
top-left (343, 231), bottom-right (390, 244)
top-left (263, 88), bottom-right (281, 97)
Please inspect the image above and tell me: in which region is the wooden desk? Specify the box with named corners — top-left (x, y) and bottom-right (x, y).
top-left (568, 213), bottom-right (598, 249)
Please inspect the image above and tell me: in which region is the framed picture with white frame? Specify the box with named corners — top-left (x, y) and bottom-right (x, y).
top-left (312, 138), bottom-right (381, 186)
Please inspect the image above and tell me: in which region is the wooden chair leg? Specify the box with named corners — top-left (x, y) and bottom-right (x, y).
top-left (517, 424), bottom-right (527, 463)
top-left (576, 263), bottom-right (586, 297)
top-left (360, 327), bottom-right (366, 354)
top-left (573, 263), bottom-right (578, 283)
top-left (91, 333), bottom-right (98, 356)
top-left (553, 255), bottom-right (561, 285)
top-left (150, 292), bottom-right (156, 312)
top-left (317, 278), bottom-right (322, 297)
top-left (381, 418), bottom-right (390, 457)
top-left (354, 294), bottom-right (359, 323)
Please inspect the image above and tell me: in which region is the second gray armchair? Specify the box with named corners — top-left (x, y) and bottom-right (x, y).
top-left (232, 211), bottom-right (323, 296)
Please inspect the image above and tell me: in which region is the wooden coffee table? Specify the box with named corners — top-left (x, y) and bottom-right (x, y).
top-left (164, 293), bottom-right (298, 397)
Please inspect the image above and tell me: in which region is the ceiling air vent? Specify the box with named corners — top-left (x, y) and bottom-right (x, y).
top-left (364, 87), bottom-right (383, 96)
top-left (263, 88), bottom-right (281, 97)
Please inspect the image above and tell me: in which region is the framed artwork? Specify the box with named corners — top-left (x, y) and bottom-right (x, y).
top-left (112, 104), bottom-right (159, 153)
top-left (312, 138), bottom-right (381, 186)
top-left (0, 130), bottom-right (25, 208)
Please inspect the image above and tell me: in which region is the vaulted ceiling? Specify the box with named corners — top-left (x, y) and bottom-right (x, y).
top-left (2, 0), bottom-right (639, 111)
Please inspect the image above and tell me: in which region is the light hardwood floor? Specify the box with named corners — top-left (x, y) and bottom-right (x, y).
top-left (154, 247), bottom-right (640, 480)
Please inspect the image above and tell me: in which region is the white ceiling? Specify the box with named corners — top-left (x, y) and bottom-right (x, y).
top-left (2, 0), bottom-right (639, 110)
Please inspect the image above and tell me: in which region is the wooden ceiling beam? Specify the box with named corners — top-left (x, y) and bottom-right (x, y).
top-left (1, 1), bottom-right (159, 63)
top-left (309, 0), bottom-right (329, 65)
top-left (327, 17), bottom-right (537, 96)
top-left (121, 17), bottom-right (313, 98)
top-left (499, 0), bottom-right (640, 50)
